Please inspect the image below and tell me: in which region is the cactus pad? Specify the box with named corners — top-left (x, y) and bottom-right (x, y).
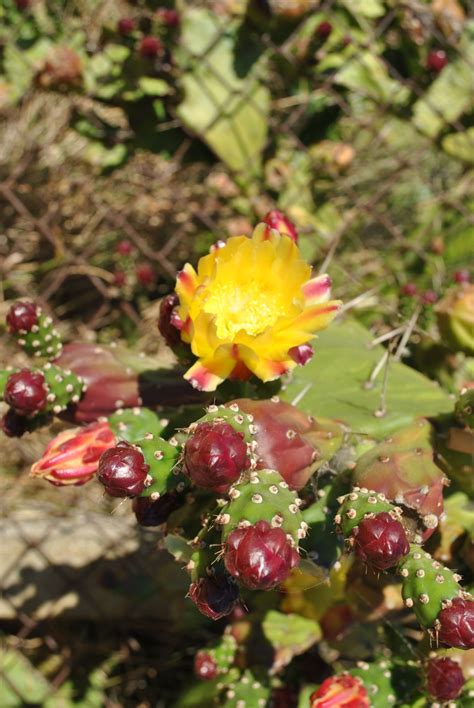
top-left (350, 660), bottom-right (396, 707)
top-left (108, 408), bottom-right (166, 443)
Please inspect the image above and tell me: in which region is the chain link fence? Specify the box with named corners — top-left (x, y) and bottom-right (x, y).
top-left (1, 0), bottom-right (473, 704)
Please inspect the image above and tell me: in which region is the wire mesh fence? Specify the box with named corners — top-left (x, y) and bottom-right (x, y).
top-left (0, 0), bottom-right (473, 705)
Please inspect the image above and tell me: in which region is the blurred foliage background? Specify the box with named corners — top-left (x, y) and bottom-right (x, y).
top-left (0, 0), bottom-right (473, 705)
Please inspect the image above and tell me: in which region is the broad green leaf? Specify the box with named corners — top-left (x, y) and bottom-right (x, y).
top-left (262, 610), bottom-right (322, 671)
top-left (104, 43), bottom-right (130, 63)
top-left (413, 53), bottom-right (473, 138)
top-left (0, 649), bottom-right (51, 705)
top-left (442, 128), bottom-right (474, 164)
top-left (83, 142), bottom-right (128, 169)
top-left (335, 51), bottom-right (409, 105)
top-left (281, 318), bottom-right (452, 437)
top-left (176, 9), bottom-right (270, 174)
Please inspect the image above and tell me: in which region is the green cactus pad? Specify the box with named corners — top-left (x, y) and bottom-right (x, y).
top-left (109, 408), bottom-right (166, 443)
top-left (41, 363), bottom-right (86, 415)
top-left (399, 545), bottom-right (462, 628)
top-left (335, 486), bottom-right (400, 538)
top-left (350, 661), bottom-right (396, 707)
top-left (220, 669), bottom-right (270, 708)
top-left (136, 435), bottom-right (186, 498)
top-left (219, 469), bottom-right (306, 545)
top-left (15, 309), bottom-right (62, 359)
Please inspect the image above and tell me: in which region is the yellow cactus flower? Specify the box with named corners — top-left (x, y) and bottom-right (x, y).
top-left (175, 224), bottom-right (342, 391)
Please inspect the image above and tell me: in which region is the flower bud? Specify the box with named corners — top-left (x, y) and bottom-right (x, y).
top-left (310, 674), bottom-right (369, 707)
top-left (31, 421), bottom-right (116, 486)
top-left (188, 575), bottom-right (239, 620)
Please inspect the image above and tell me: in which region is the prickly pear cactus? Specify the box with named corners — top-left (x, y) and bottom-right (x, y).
top-left (7, 302), bottom-right (63, 358)
top-left (349, 660), bottom-right (396, 707)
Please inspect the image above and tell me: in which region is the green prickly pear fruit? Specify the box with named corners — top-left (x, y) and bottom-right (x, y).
top-left (349, 660), bottom-right (397, 707)
top-left (353, 419), bottom-right (445, 539)
top-left (218, 469), bottom-right (305, 589)
top-left (232, 397), bottom-right (345, 490)
top-left (399, 545), bottom-right (474, 647)
top-left (6, 301), bottom-right (63, 358)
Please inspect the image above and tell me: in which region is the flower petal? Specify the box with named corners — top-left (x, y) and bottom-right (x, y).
top-left (184, 346), bottom-right (236, 391)
top-left (287, 300), bottom-right (342, 333)
top-left (239, 345), bottom-right (296, 382)
top-left (302, 274), bottom-right (332, 305)
top-left (176, 263), bottom-right (199, 305)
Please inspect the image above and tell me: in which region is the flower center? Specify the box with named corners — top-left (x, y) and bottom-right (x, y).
top-left (203, 281), bottom-right (286, 339)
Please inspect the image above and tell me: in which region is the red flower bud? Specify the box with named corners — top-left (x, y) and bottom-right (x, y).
top-left (289, 343), bottom-right (313, 366)
top-left (5, 369), bottom-right (47, 415)
top-left (436, 596), bottom-right (474, 649)
top-left (426, 657), bottom-right (464, 701)
top-left (454, 269), bottom-right (470, 284)
top-left (400, 283), bottom-right (417, 298)
top-left (262, 210), bottom-right (298, 243)
top-left (184, 421), bottom-right (249, 493)
top-left (136, 262), bottom-right (156, 285)
top-left (156, 8), bottom-right (180, 28)
top-left (132, 493), bottom-right (183, 526)
top-left (188, 575), bottom-right (239, 620)
top-left (427, 49), bottom-right (448, 73)
top-left (139, 36), bottom-right (162, 59)
top-left (6, 301), bottom-right (39, 334)
top-left (31, 421), bottom-right (116, 486)
top-left (194, 652), bottom-right (217, 680)
top-left (317, 21), bottom-right (333, 40)
top-left (224, 520), bottom-right (299, 590)
top-left (116, 239), bottom-right (134, 255)
top-left (158, 294), bottom-right (182, 348)
top-left (353, 512), bottom-right (410, 570)
top-left (117, 18), bottom-right (135, 35)
top-left (97, 441), bottom-right (150, 497)
top-left (310, 675), bottom-right (369, 707)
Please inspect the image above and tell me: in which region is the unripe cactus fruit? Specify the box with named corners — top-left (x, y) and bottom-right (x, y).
top-left (224, 520), bottom-right (300, 590)
top-left (4, 370), bottom-right (47, 415)
top-left (1, 409), bottom-right (28, 438)
top-left (158, 294), bottom-right (183, 349)
top-left (436, 596), bottom-right (474, 649)
top-left (97, 441), bottom-right (150, 497)
top-left (426, 657), bottom-right (464, 701)
top-left (132, 493), bottom-right (183, 526)
top-left (353, 512), bottom-right (410, 570)
top-left (139, 37), bottom-right (161, 59)
top-left (194, 633), bottom-right (237, 681)
top-left (310, 674), bottom-right (369, 707)
top-left (183, 421), bottom-right (250, 493)
top-left (187, 575), bottom-right (239, 620)
top-left (6, 301), bottom-right (62, 357)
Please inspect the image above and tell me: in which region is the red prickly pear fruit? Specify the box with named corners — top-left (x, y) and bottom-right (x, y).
top-left (6, 301), bottom-right (39, 333)
top-left (352, 512), bottom-right (410, 570)
top-left (97, 441), bottom-right (150, 497)
top-left (188, 575), bottom-right (239, 620)
top-left (132, 493), bottom-right (182, 526)
top-left (117, 18), bottom-right (135, 35)
top-left (184, 421), bottom-right (249, 493)
top-left (1, 409), bottom-right (28, 438)
top-left (427, 49), bottom-right (448, 73)
top-left (454, 269), bottom-right (470, 284)
top-left (232, 398), bottom-right (344, 490)
top-left (316, 21), bottom-right (333, 39)
top-left (310, 674), bottom-right (369, 707)
top-left (262, 209), bottom-right (298, 243)
top-left (116, 239), bottom-right (134, 255)
top-left (421, 290), bottom-right (438, 306)
top-left (194, 652), bottom-right (218, 681)
top-left (4, 369), bottom-right (47, 415)
top-left (113, 270), bottom-right (127, 287)
top-left (158, 294), bottom-right (182, 349)
top-left (401, 283), bottom-right (417, 298)
top-left (156, 8), bottom-right (180, 27)
top-left (436, 597), bottom-right (474, 649)
top-left (288, 342), bottom-right (313, 366)
top-left (136, 263), bottom-right (156, 285)
top-left (426, 657), bottom-right (464, 701)
top-left (30, 421), bottom-right (116, 486)
top-left (139, 36), bottom-right (162, 59)
top-left (224, 520), bottom-right (300, 590)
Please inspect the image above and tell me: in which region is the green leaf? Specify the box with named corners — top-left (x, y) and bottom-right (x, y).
top-left (176, 9), bottom-right (270, 174)
top-left (138, 77), bottom-right (172, 96)
top-left (104, 43), bottom-right (130, 63)
top-left (442, 128), bottom-right (474, 164)
top-left (341, 0), bottom-right (385, 17)
top-left (0, 649), bottom-right (51, 705)
top-left (335, 51), bottom-right (409, 105)
top-left (281, 318), bottom-right (452, 437)
top-left (262, 610), bottom-right (322, 671)
top-left (413, 53), bottom-right (473, 138)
